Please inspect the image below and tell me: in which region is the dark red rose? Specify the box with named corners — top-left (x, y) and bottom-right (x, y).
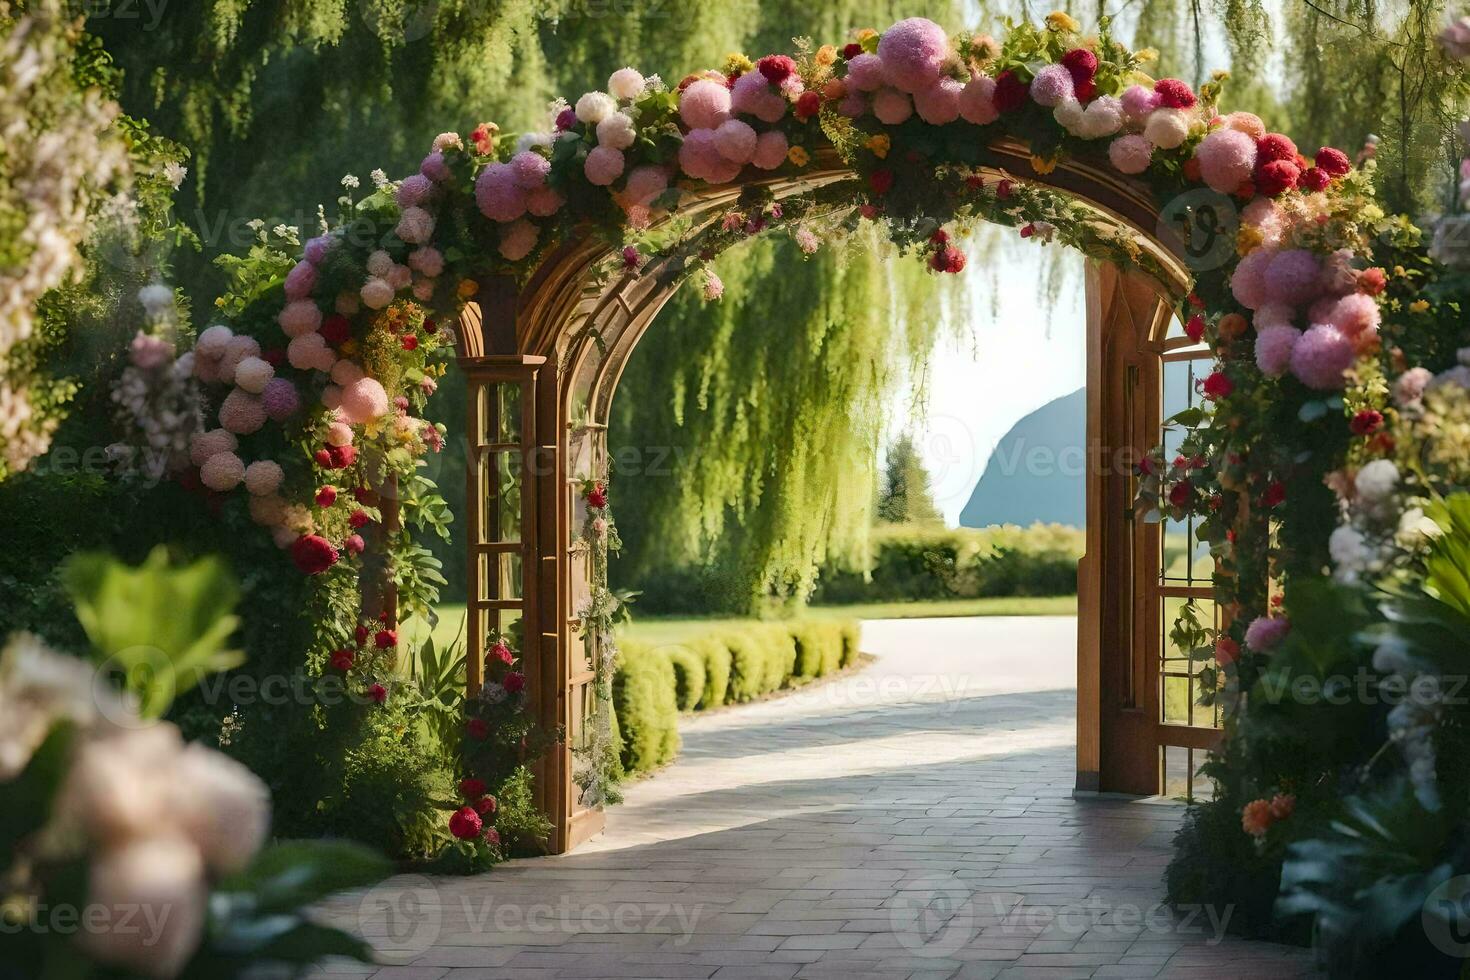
top-left (291, 534), bottom-right (339, 575)
top-left (928, 246), bottom-right (966, 274)
top-left (1255, 133), bottom-right (1298, 165)
top-left (756, 54), bottom-right (797, 84)
top-left (374, 628), bottom-right (398, 649)
top-left (1262, 481), bottom-right (1287, 508)
top-left (503, 672), bottom-right (526, 694)
top-left (491, 641), bottom-right (514, 665)
top-left (929, 228), bottom-right (949, 245)
top-left (1073, 78), bottom-right (1096, 102)
top-left (328, 444), bottom-right (358, 468)
top-left (842, 43), bottom-right (862, 59)
top-left (316, 485), bottom-right (337, 507)
top-left (344, 534), bottom-right (365, 555)
top-left (314, 448), bottom-right (333, 467)
top-left (329, 649), bottom-right (355, 671)
top-left (1299, 167), bottom-right (1330, 192)
top-left (1202, 370), bottom-right (1234, 400)
top-left (995, 178), bottom-right (1014, 199)
top-left (1314, 146), bottom-right (1350, 176)
top-left (1154, 78), bottom-right (1196, 109)
top-left (422, 318), bottom-right (438, 334)
top-left (992, 70), bottom-right (1028, 112)
top-left (1168, 480), bottom-right (1193, 508)
top-left (320, 314), bottom-right (352, 345)
top-left (368, 683), bottom-right (388, 704)
top-left (448, 806), bottom-right (483, 840)
top-left (459, 777), bottom-right (487, 799)
top-left (354, 624), bottom-right (370, 646)
top-left (402, 334), bottom-right (419, 351)
top-left (473, 795), bottom-right (498, 816)
top-left (466, 718), bottom-right (490, 740)
top-left (1350, 409), bottom-right (1383, 435)
top-left (794, 90), bottom-right (822, 120)
top-left (1061, 48), bottom-right (1098, 81)
top-left (1185, 315), bottom-right (1205, 342)
top-left (586, 483), bottom-right (608, 508)
top-left (1254, 160), bottom-right (1300, 197)
top-left (349, 508), bottom-right (371, 529)
top-left (868, 169), bottom-right (894, 195)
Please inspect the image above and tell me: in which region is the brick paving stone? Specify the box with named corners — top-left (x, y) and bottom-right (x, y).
top-left (312, 618), bottom-right (1319, 980)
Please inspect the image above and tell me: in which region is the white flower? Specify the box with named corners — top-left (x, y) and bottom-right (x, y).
top-left (162, 161), bottom-right (187, 189)
top-left (1397, 506), bottom-right (1442, 546)
top-left (575, 90), bottom-right (617, 125)
top-left (340, 174), bottom-right (360, 189)
top-left (608, 67), bottom-right (646, 100)
top-left (1354, 459), bottom-right (1400, 503)
top-left (172, 741), bottom-right (270, 874)
top-left (137, 282), bottom-right (174, 319)
top-left (370, 168), bottom-right (389, 188)
top-left (0, 636), bottom-right (130, 779)
top-left (76, 836), bottom-right (207, 979)
top-left (365, 249), bottom-right (394, 277)
top-left (1328, 524), bottom-right (1371, 581)
top-left (596, 113), bottom-right (636, 150)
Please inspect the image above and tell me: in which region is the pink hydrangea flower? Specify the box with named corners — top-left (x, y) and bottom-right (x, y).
top-left (913, 77), bottom-right (963, 124)
top-left (1108, 134), bottom-right (1153, 175)
top-left (875, 17), bottom-right (950, 93)
top-left (1029, 64), bottom-right (1074, 107)
top-left (1195, 128), bottom-right (1256, 194)
top-left (679, 79), bottom-right (733, 130)
top-left (958, 75), bottom-right (998, 125)
top-left (1290, 324), bottom-right (1355, 390)
top-left (1254, 325), bottom-right (1301, 377)
top-left (1244, 616), bottom-right (1291, 653)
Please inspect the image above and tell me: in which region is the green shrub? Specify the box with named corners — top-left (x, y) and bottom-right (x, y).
top-left (789, 621), bottom-right (843, 681)
top-left (611, 641), bottom-right (680, 773)
top-left (690, 636), bottom-right (732, 707)
top-left (839, 621), bottom-right (862, 668)
top-left (724, 630), bottom-right (769, 702)
top-left (665, 644), bottom-right (707, 712)
top-left (762, 626), bottom-right (798, 693)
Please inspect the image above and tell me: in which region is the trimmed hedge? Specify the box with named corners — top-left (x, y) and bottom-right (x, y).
top-left (611, 619), bottom-right (858, 777)
top-left (813, 523), bottom-right (1084, 604)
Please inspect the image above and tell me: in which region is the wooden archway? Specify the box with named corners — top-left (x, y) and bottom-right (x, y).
top-left (457, 137), bottom-right (1220, 853)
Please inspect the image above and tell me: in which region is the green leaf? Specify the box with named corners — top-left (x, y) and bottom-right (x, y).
top-left (0, 721), bottom-right (75, 862)
top-left (217, 840), bottom-right (392, 915)
top-left (63, 548), bottom-right (242, 717)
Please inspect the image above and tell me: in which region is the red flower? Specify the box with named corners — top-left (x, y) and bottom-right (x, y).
top-left (1202, 371), bottom-right (1233, 400)
top-left (1215, 635), bottom-right (1240, 667)
top-left (757, 54), bottom-right (797, 84)
top-left (586, 483), bottom-right (608, 509)
top-left (928, 246), bottom-right (966, 274)
top-left (349, 508), bottom-right (371, 529)
top-left (1182, 157), bottom-right (1202, 182)
top-left (320, 314), bottom-right (352, 345)
top-left (459, 777), bottom-right (487, 799)
top-left (375, 628), bottom-right (398, 649)
top-left (330, 649), bottom-right (355, 671)
top-left (1256, 133), bottom-right (1299, 165)
top-left (842, 42), bottom-right (862, 59)
top-left (1262, 481), bottom-right (1287, 508)
top-left (470, 123), bottom-right (495, 155)
top-left (344, 533), bottom-right (365, 555)
top-left (1188, 293), bottom-right (1205, 309)
top-left (1232, 180), bottom-right (1256, 201)
top-left (929, 229), bottom-right (949, 245)
top-left (368, 683), bottom-right (388, 704)
top-left (795, 90), bottom-right (822, 120)
top-left (868, 169), bottom-right (894, 195)
top-left (1073, 77), bottom-right (1096, 102)
top-left (352, 486), bottom-right (372, 503)
top-left (1185, 314), bottom-right (1205, 342)
top-left (316, 485), bottom-right (337, 507)
top-left (1358, 267), bottom-right (1387, 295)
top-left (1153, 78), bottom-right (1196, 109)
top-left (466, 718), bottom-right (490, 740)
top-left (491, 641), bottom-right (515, 665)
top-left (328, 444), bottom-right (358, 468)
top-left (1314, 146), bottom-right (1350, 176)
top-left (402, 334), bottom-right (419, 351)
top-left (992, 70), bottom-right (1028, 112)
top-left (555, 107), bottom-right (576, 130)
top-left (1268, 793), bottom-right (1296, 821)
top-left (354, 624), bottom-right (370, 647)
top-left (1298, 167), bottom-right (1330, 192)
top-left (1061, 48), bottom-right (1098, 81)
top-left (1350, 409), bottom-right (1384, 435)
top-left (262, 348), bottom-right (285, 367)
top-left (1018, 223), bottom-right (1035, 239)
top-left (503, 672), bottom-right (526, 694)
top-left (292, 534), bottom-right (339, 575)
top-left (313, 448), bottom-right (333, 467)
top-left (448, 806), bottom-right (483, 840)
top-left (473, 795), bottom-right (498, 816)
top-left (995, 178), bottom-right (1014, 199)
top-left (1168, 480), bottom-right (1193, 508)
top-left (1254, 160), bottom-right (1300, 197)
top-left (483, 826), bottom-right (501, 847)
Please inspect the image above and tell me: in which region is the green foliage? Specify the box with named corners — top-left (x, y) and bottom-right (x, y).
top-left (665, 645), bottom-right (707, 712)
top-left (63, 548), bottom-right (244, 718)
top-left (494, 764), bottom-right (554, 856)
top-left (877, 433), bottom-right (942, 525)
top-left (611, 641), bottom-right (681, 773)
top-left (814, 522), bottom-right (1084, 604)
top-left (690, 635), bottom-right (732, 707)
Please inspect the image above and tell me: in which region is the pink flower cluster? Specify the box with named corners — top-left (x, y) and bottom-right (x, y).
top-left (1231, 245), bottom-right (1380, 390)
top-left (677, 72), bottom-right (791, 182)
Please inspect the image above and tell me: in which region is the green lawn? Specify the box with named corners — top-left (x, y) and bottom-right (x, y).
top-left (402, 595), bottom-right (1076, 652)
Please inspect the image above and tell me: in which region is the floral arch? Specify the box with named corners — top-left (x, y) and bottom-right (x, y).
top-left (166, 15), bottom-right (1381, 853)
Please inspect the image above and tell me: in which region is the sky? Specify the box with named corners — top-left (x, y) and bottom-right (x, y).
top-left (888, 235), bottom-right (1087, 526)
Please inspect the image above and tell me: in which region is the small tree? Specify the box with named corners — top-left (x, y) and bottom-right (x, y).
top-left (877, 433), bottom-right (942, 525)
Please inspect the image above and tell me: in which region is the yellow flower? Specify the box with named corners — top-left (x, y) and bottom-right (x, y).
top-left (457, 278), bottom-right (479, 299)
top-left (340, 338), bottom-right (360, 356)
top-left (1030, 154), bottom-right (1059, 175)
top-left (865, 134), bottom-right (891, 159)
top-left (856, 28), bottom-right (878, 41)
top-left (723, 53), bottom-right (753, 75)
top-left (815, 45), bottom-right (837, 67)
top-left (1236, 225), bottom-right (1264, 256)
top-left (1410, 299), bottom-right (1430, 313)
top-left (1393, 265), bottom-right (1406, 278)
top-left (787, 146), bottom-right (810, 167)
top-left (1045, 11), bottom-right (1080, 32)
top-left (1136, 47), bottom-right (1159, 64)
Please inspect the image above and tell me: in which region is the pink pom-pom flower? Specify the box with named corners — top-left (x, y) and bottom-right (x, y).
top-left (1029, 64), bottom-right (1074, 108)
top-left (1195, 128), bottom-right (1257, 194)
top-left (679, 79), bottom-right (733, 130)
top-left (339, 377), bottom-right (390, 424)
top-left (1108, 134), bottom-right (1153, 175)
top-left (1254, 324), bottom-right (1301, 377)
top-left (876, 17), bottom-right (950, 93)
top-left (845, 53), bottom-right (887, 92)
top-left (958, 75), bottom-right (998, 125)
top-left (913, 78), bottom-right (963, 124)
top-left (1290, 324), bottom-right (1355, 390)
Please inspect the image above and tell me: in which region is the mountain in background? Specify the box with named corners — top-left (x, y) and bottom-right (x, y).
top-left (960, 387), bottom-right (1085, 529)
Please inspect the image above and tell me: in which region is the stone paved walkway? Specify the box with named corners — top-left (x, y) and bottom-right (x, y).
top-left (316, 616), bottom-right (1318, 979)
